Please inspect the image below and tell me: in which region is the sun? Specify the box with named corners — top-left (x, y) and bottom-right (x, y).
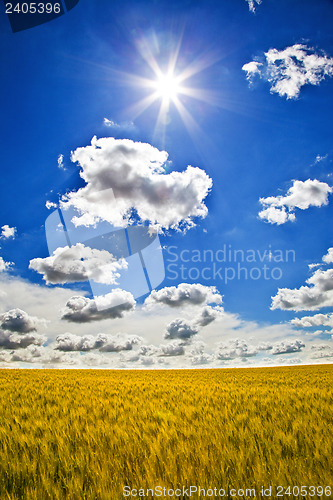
top-left (153, 72), bottom-right (182, 103)
top-left (123, 34), bottom-right (220, 144)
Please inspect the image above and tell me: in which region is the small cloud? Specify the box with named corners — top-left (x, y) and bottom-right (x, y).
top-left (315, 154), bottom-right (328, 164)
top-left (243, 44), bottom-right (333, 99)
top-left (57, 154), bottom-right (65, 170)
top-left (271, 339), bottom-right (305, 355)
top-left (165, 319), bottom-right (198, 341)
top-left (103, 118), bottom-right (136, 132)
top-left (160, 341), bottom-right (186, 357)
top-left (242, 61), bottom-right (263, 79)
top-left (245, 0), bottom-right (262, 13)
top-left (45, 201), bottom-right (57, 210)
top-left (258, 178), bottom-right (332, 225)
top-left (1, 225), bottom-right (16, 239)
top-left (216, 339), bottom-right (259, 360)
top-left (308, 263), bottom-right (321, 270)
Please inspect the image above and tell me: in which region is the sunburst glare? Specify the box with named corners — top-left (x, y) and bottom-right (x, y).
top-left (123, 34), bottom-right (221, 145)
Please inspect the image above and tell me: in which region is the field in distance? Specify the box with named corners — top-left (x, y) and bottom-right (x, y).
top-left (0, 365), bottom-right (332, 499)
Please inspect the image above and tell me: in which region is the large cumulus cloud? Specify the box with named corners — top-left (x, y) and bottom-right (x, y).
top-left (0, 308), bottom-right (47, 333)
top-left (61, 136), bottom-right (212, 233)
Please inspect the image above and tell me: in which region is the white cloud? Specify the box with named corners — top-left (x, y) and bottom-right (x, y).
top-left (311, 345), bottom-right (333, 359)
top-left (322, 247), bottom-right (333, 264)
top-left (216, 339), bottom-right (259, 360)
top-left (0, 270), bottom-right (324, 368)
top-left (258, 206), bottom-right (295, 225)
top-left (61, 289), bottom-right (136, 323)
top-left (310, 344), bottom-right (333, 361)
top-left (245, 0), bottom-right (261, 13)
top-left (103, 118), bottom-right (136, 131)
top-left (61, 137), bottom-right (212, 233)
top-left (1, 225), bottom-right (16, 239)
top-left (10, 346), bottom-right (76, 365)
top-left (46, 201), bottom-right (57, 210)
top-left (315, 154), bottom-right (328, 164)
top-left (57, 154), bottom-right (65, 170)
top-left (137, 344), bottom-right (157, 357)
top-left (291, 313), bottom-right (333, 329)
top-left (259, 179), bottom-right (332, 224)
top-left (187, 341), bottom-right (214, 366)
top-left (313, 351), bottom-right (333, 359)
top-left (308, 263), bottom-right (321, 270)
top-left (0, 330), bottom-right (46, 350)
top-left (55, 332), bottom-right (142, 352)
top-left (0, 256), bottom-right (12, 273)
top-left (160, 341), bottom-right (186, 357)
top-left (242, 61), bottom-right (262, 77)
top-left (271, 339), bottom-right (305, 355)
top-left (243, 44), bottom-right (333, 99)
top-left (0, 308), bottom-right (47, 333)
top-left (147, 284), bottom-right (223, 344)
top-left (29, 243), bottom-right (127, 285)
top-left (272, 268), bottom-right (333, 311)
top-left (145, 283), bottom-right (222, 309)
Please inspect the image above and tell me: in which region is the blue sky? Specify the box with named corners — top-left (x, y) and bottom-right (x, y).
top-left (0, 0), bottom-right (332, 368)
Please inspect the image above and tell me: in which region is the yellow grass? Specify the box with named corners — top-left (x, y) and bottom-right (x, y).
top-left (0, 365), bottom-right (332, 499)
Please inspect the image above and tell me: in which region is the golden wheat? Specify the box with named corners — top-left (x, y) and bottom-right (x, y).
top-left (0, 365), bottom-right (332, 499)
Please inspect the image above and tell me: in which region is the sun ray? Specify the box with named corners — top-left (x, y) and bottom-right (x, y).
top-left (172, 95), bottom-right (204, 143)
top-left (126, 92), bottom-right (160, 121)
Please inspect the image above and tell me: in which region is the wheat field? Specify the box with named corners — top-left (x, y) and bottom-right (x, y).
top-left (0, 365), bottom-right (332, 499)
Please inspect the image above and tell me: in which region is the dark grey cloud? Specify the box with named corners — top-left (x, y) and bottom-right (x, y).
top-left (165, 319), bottom-right (199, 340)
top-left (61, 290), bottom-right (135, 323)
top-left (0, 308), bottom-right (46, 333)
